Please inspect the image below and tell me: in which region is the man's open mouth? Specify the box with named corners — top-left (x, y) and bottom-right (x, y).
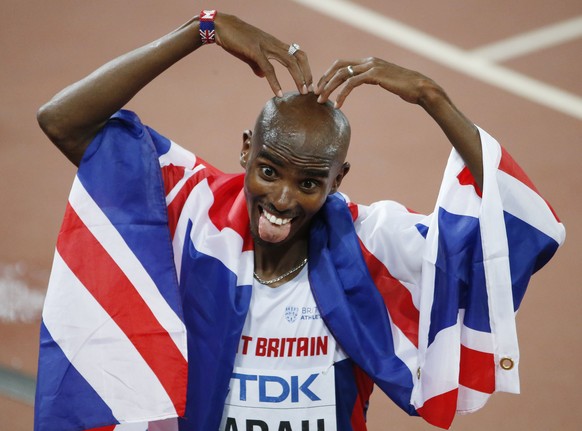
top-left (258, 207), bottom-right (294, 243)
top-left (262, 208), bottom-right (292, 226)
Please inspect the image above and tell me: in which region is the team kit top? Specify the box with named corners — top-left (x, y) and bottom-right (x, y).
top-left (34, 110), bottom-right (565, 431)
top-left (221, 267), bottom-right (349, 430)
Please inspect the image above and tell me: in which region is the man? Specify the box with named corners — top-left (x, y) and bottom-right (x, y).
top-left (34, 10), bottom-right (564, 431)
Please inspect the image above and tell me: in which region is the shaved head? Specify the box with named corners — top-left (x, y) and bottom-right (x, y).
top-left (253, 92), bottom-right (351, 165)
top-left (242, 92), bottom-right (352, 253)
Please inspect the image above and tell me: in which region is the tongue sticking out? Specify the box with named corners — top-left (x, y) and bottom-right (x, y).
top-left (258, 213), bottom-right (291, 243)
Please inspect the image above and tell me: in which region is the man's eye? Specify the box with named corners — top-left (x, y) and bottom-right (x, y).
top-left (261, 166), bottom-right (275, 177)
top-left (301, 180), bottom-right (317, 190)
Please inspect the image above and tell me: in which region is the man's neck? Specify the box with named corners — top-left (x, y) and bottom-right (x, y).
top-left (253, 237), bottom-right (309, 287)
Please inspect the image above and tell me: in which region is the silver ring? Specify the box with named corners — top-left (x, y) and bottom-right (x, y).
top-left (347, 65), bottom-right (355, 77)
top-left (288, 43), bottom-right (300, 56)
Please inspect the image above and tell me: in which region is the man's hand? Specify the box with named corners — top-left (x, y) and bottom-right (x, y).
top-left (215, 13), bottom-right (313, 97)
top-left (315, 57), bottom-right (435, 109)
top-left (315, 57), bottom-right (483, 189)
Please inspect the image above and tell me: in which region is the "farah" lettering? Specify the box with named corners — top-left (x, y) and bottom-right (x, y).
top-left (224, 418), bottom-right (325, 431)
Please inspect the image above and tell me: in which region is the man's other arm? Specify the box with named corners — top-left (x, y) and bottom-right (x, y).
top-left (315, 58), bottom-right (483, 189)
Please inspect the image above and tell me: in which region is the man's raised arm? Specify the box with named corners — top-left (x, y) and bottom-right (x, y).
top-left (315, 57), bottom-right (483, 189)
top-left (37, 12), bottom-right (314, 167)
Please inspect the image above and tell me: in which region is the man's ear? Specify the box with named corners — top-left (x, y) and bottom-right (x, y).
top-left (330, 162), bottom-right (350, 194)
top-left (240, 129), bottom-right (252, 168)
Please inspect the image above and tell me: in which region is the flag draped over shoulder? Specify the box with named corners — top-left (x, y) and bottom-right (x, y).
top-left (34, 112), bottom-right (188, 431)
top-left (341, 127), bottom-right (565, 427)
top-left (35, 110), bottom-right (565, 431)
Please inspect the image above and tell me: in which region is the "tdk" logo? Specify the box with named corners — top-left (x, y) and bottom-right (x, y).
top-left (231, 373), bottom-right (320, 402)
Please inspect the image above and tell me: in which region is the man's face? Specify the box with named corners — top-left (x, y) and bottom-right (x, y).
top-left (242, 129), bottom-right (347, 249)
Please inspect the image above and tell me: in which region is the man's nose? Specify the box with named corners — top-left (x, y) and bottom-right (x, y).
top-left (271, 183), bottom-right (295, 212)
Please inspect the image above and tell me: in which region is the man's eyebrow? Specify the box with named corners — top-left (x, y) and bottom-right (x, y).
top-left (256, 149), bottom-right (284, 167)
top-left (302, 168), bottom-right (330, 178)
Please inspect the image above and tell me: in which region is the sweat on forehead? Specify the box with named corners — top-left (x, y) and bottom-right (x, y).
top-left (253, 92), bottom-right (351, 158)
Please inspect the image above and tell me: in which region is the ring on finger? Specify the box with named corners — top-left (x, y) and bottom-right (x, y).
top-left (288, 43), bottom-right (300, 56)
top-left (347, 65), bottom-right (355, 77)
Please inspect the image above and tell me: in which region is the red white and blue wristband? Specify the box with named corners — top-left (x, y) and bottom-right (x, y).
top-left (199, 9), bottom-right (217, 45)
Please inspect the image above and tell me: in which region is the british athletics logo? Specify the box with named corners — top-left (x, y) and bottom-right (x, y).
top-left (285, 306), bottom-right (298, 323)
top-left (284, 306), bottom-right (321, 323)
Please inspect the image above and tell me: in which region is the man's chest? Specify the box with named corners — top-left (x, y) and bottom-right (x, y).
top-left (220, 268), bottom-right (346, 430)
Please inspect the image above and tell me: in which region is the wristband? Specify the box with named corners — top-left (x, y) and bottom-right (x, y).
top-left (199, 10), bottom-right (217, 45)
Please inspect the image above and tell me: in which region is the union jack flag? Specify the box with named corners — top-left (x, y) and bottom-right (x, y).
top-left (199, 29), bottom-right (215, 44)
top-left (199, 9), bottom-right (216, 44)
top-left (34, 110), bottom-right (564, 431)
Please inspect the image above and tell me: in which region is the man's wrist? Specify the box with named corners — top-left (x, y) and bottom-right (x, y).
top-left (199, 10), bottom-right (217, 45)
top-left (417, 80), bottom-right (448, 112)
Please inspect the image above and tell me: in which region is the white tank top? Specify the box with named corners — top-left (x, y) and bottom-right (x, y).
top-left (220, 265), bottom-right (346, 430)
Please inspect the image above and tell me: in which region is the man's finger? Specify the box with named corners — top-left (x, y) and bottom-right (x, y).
top-left (316, 61), bottom-right (345, 95)
top-left (293, 50), bottom-right (313, 93)
top-left (317, 65), bottom-right (354, 103)
top-left (316, 59), bottom-right (363, 98)
top-left (333, 75), bottom-right (363, 109)
top-left (277, 54), bottom-right (308, 94)
top-left (257, 57), bottom-right (283, 97)
top-left (274, 46), bottom-right (312, 95)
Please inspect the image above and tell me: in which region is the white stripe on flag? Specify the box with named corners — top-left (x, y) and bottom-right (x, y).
top-left (69, 177), bottom-right (187, 361)
top-left (479, 133), bottom-right (521, 394)
top-left (43, 252), bottom-right (177, 421)
top-left (165, 164), bottom-right (206, 207)
top-left (497, 171), bottom-right (565, 244)
top-left (355, 200), bottom-right (426, 293)
top-left (415, 322), bottom-right (461, 406)
top-left (457, 384), bottom-right (491, 414)
top-left (460, 322), bottom-right (494, 354)
top-left (433, 175), bottom-right (482, 218)
top-left (387, 312), bottom-right (418, 376)
top-left (113, 419), bottom-right (178, 431)
top-left (158, 140), bottom-right (196, 169)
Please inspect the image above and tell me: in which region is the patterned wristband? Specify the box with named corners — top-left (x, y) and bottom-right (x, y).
top-left (199, 10), bottom-right (217, 45)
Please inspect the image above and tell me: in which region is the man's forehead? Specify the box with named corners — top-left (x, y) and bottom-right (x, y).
top-left (252, 131), bottom-right (338, 163)
top-left (251, 92), bottom-right (351, 162)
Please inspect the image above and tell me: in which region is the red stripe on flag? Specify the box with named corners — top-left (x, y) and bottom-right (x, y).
top-left (162, 156), bottom-right (223, 238)
top-left (207, 174), bottom-right (254, 251)
top-left (350, 364), bottom-right (374, 431)
top-left (459, 345), bottom-right (495, 394)
top-left (498, 147), bottom-right (560, 222)
top-left (57, 203), bottom-right (187, 415)
top-left (347, 201), bottom-right (359, 221)
top-left (416, 388), bottom-right (458, 429)
top-left (359, 241), bottom-right (419, 348)
top-left (498, 146), bottom-right (539, 194)
top-left (165, 168), bottom-right (212, 238)
top-left (457, 166), bottom-right (482, 197)
top-left (161, 165), bottom-right (186, 197)
top-left (160, 155), bottom-right (214, 195)
top-left (85, 426), bottom-right (116, 431)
